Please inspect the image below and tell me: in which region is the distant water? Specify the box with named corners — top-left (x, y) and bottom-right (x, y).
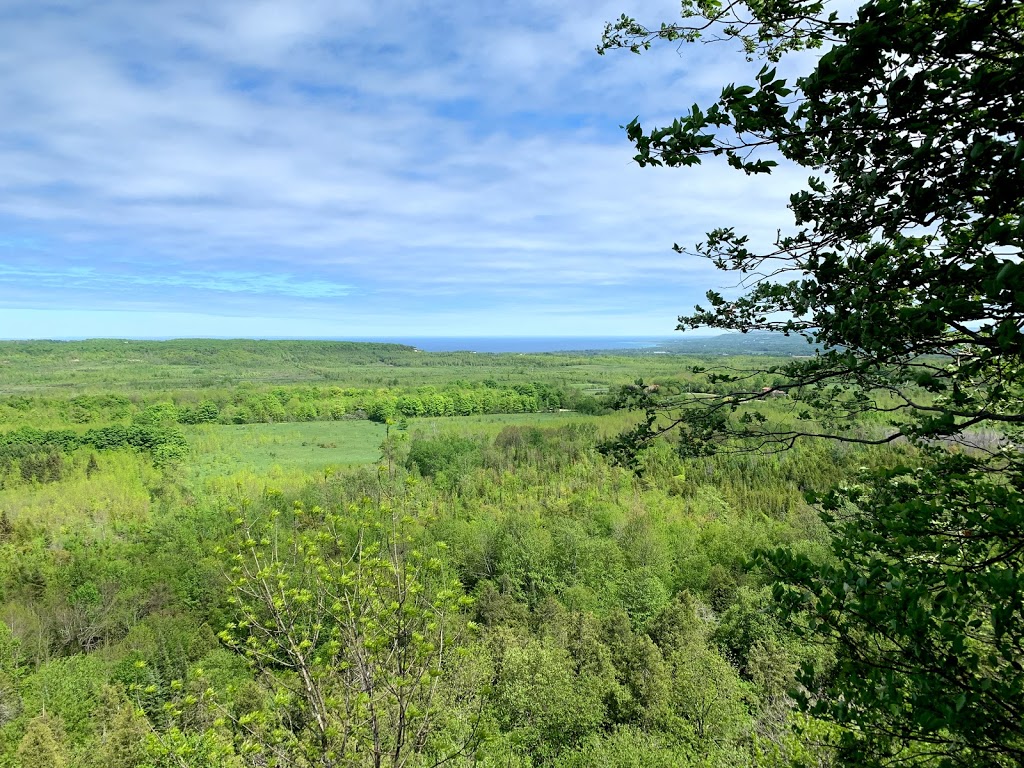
top-left (344, 337), bottom-right (675, 353)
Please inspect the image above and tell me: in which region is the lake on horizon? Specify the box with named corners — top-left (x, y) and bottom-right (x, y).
top-left (341, 337), bottom-right (676, 353)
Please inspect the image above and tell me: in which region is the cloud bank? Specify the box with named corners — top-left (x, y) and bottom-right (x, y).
top-left (0, 0), bottom-right (811, 337)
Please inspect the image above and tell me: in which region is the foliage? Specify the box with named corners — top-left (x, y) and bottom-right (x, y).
top-left (600, 0), bottom-right (1023, 446)
top-left (407, 434), bottom-right (483, 479)
top-left (16, 712), bottom-right (68, 768)
top-left (647, 595), bottom-right (751, 749)
top-left (0, 345), bottom-right (889, 767)
top-left (554, 726), bottom-right (696, 767)
top-left (219, 500), bottom-right (479, 767)
top-left (0, 624), bottom-right (21, 732)
top-left (490, 631), bottom-right (608, 762)
top-left (767, 451), bottom-right (1024, 766)
top-left (600, 0), bottom-right (1024, 763)
top-left (0, 424), bottom-right (188, 465)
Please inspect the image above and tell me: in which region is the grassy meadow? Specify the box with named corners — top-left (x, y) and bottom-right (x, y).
top-left (184, 412), bottom-right (643, 479)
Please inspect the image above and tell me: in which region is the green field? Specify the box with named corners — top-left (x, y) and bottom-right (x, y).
top-left (185, 411), bottom-right (641, 480)
top-left (186, 420), bottom-right (390, 478)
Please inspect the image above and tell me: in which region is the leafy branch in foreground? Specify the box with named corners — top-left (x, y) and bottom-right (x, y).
top-left (600, 0), bottom-right (1023, 763)
top-left (600, 0), bottom-right (1022, 451)
top-left (765, 450), bottom-right (1024, 766)
top-left (217, 500), bottom-right (480, 768)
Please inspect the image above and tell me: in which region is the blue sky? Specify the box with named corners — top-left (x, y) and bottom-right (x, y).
top-left (0, 0), bottom-right (812, 338)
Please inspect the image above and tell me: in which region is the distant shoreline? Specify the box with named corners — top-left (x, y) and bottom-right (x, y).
top-left (0, 332), bottom-right (820, 356)
top-left (345, 337), bottom-right (678, 353)
top-left (0, 336), bottom-right (685, 354)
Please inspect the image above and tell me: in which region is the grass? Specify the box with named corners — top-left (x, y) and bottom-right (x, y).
top-left (185, 411), bottom-right (644, 480)
top-left (186, 420), bottom-right (390, 478)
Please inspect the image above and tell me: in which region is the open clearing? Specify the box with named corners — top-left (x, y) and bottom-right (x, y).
top-left (185, 411), bottom-right (637, 479)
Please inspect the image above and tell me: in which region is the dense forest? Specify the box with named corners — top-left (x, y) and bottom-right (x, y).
top-left (0, 338), bottom-right (907, 767)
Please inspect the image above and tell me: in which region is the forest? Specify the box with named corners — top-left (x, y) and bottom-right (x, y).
top-left (0, 338), bottom-right (881, 765)
top-left (0, 337), bottom-right (938, 767)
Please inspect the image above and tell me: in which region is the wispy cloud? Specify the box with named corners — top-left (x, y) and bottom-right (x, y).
top-left (0, 264), bottom-right (354, 298)
top-left (0, 0), bottom-right (813, 337)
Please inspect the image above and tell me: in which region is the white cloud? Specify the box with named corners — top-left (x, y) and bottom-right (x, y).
top-left (0, 0), bottom-right (813, 336)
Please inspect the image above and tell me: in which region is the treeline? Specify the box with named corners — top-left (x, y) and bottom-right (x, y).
top-left (0, 339), bottom-right (596, 389)
top-left (0, 338), bottom-right (419, 367)
top-left (1, 381), bottom-right (607, 429)
top-left (0, 338), bottom-right (621, 372)
top-left (0, 424), bottom-right (188, 486)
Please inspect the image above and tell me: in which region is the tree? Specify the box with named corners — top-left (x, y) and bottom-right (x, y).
top-left (0, 621), bottom-right (23, 728)
top-left (17, 712), bottom-right (69, 768)
top-left (219, 499), bottom-right (480, 767)
top-left (94, 691), bottom-right (151, 768)
top-left (772, 452), bottom-right (1024, 766)
top-left (599, 0), bottom-right (1023, 764)
top-left (599, 0), bottom-right (1022, 454)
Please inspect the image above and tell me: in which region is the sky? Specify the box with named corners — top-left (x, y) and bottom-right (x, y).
top-left (0, 0), bottom-right (817, 339)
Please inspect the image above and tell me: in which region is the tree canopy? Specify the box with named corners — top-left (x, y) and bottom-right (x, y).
top-left (600, 0), bottom-right (1023, 764)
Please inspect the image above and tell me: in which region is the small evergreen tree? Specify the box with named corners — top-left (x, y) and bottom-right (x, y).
top-left (17, 712), bottom-right (69, 768)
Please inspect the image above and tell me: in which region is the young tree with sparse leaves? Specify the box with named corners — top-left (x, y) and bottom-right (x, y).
top-left (219, 499), bottom-right (480, 768)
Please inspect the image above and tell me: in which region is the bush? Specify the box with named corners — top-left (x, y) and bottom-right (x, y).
top-left (406, 433), bottom-right (482, 478)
